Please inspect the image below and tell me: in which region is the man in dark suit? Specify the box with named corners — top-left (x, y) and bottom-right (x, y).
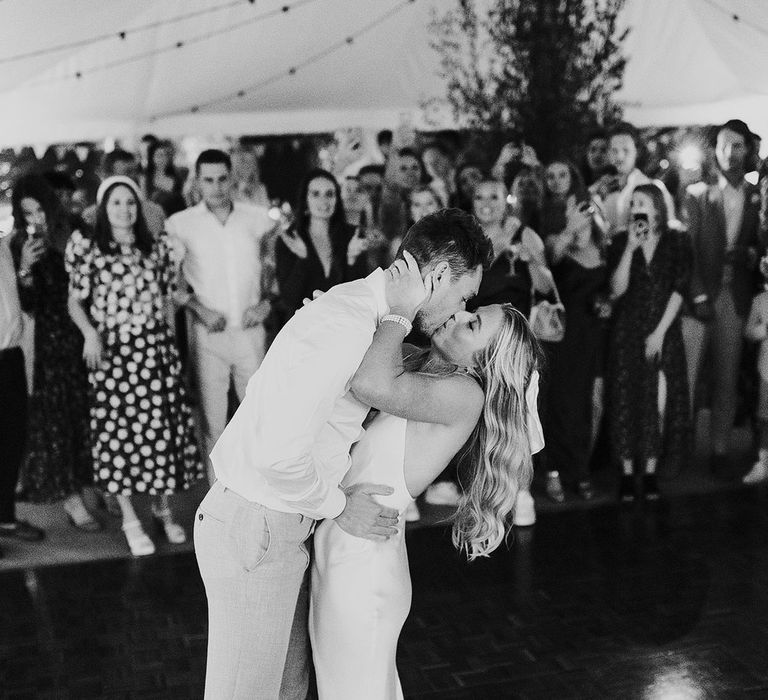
top-left (683, 119), bottom-right (764, 475)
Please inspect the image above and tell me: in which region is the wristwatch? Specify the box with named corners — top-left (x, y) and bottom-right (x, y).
top-left (18, 267), bottom-right (31, 280)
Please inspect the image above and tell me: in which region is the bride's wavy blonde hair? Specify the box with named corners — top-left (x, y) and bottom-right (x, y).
top-left (406, 304), bottom-right (542, 560)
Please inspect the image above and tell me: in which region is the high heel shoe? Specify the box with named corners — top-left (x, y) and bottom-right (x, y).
top-left (618, 475), bottom-right (635, 503)
top-left (63, 497), bottom-right (102, 532)
top-left (642, 474), bottom-right (661, 501)
top-left (151, 505), bottom-right (187, 544)
top-left (122, 520), bottom-right (155, 557)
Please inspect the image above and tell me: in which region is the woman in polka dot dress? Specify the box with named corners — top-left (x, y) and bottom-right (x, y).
top-left (65, 176), bottom-right (204, 556)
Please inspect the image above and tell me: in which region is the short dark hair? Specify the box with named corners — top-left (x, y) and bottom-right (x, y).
top-left (397, 147), bottom-right (420, 161)
top-left (103, 148), bottom-right (135, 175)
top-left (195, 149), bottom-right (232, 175)
top-left (377, 129), bottom-right (393, 147)
top-left (398, 208), bottom-right (493, 277)
top-left (42, 170), bottom-right (76, 192)
top-left (715, 118), bottom-right (753, 144)
top-left (609, 122), bottom-right (640, 148)
top-left (358, 163), bottom-right (385, 178)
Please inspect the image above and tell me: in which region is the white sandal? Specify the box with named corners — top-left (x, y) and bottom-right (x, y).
top-left (122, 520), bottom-right (156, 557)
top-left (151, 505), bottom-right (187, 544)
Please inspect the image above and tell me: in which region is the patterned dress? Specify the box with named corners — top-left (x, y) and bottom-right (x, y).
top-left (65, 230), bottom-right (204, 495)
top-left (11, 238), bottom-right (91, 502)
top-left (606, 230), bottom-right (692, 477)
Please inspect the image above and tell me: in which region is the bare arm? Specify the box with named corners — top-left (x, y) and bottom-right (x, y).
top-left (745, 295), bottom-right (768, 342)
top-left (350, 251), bottom-right (484, 427)
top-left (68, 294), bottom-right (103, 370)
top-left (350, 320), bottom-right (484, 426)
top-left (610, 243), bottom-right (634, 300)
top-left (652, 291), bottom-right (684, 338)
top-left (67, 294), bottom-right (97, 339)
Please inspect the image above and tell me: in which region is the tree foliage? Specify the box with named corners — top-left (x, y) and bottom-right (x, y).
top-left (430, 0), bottom-right (629, 161)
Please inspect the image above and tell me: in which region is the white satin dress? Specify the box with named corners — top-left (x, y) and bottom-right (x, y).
top-left (310, 412), bottom-right (413, 700)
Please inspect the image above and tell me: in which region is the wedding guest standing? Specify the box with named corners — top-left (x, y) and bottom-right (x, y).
top-left (10, 175), bottom-right (98, 530)
top-left (0, 226), bottom-right (45, 553)
top-left (143, 139), bottom-right (186, 216)
top-left (607, 183), bottom-right (692, 502)
top-left (275, 169), bottom-right (370, 325)
top-left (66, 176), bottom-right (204, 556)
top-left (166, 149), bottom-right (277, 483)
top-left (682, 119), bottom-right (762, 476)
top-left (469, 178), bottom-right (552, 525)
top-left (544, 192), bottom-right (607, 500)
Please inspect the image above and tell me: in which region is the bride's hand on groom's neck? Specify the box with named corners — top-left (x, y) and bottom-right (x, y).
top-left (334, 483), bottom-right (399, 541)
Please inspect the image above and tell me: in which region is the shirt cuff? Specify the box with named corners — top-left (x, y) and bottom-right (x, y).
top-left (692, 294), bottom-right (708, 304)
top-left (320, 486), bottom-right (347, 520)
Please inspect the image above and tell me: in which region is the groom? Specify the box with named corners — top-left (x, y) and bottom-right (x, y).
top-left (194, 208), bottom-right (492, 699)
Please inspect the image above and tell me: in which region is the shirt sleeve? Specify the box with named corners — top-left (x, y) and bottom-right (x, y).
top-left (246, 297), bottom-right (375, 519)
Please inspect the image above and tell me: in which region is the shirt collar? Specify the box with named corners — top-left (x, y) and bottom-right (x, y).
top-left (198, 199), bottom-right (236, 220)
top-left (718, 174), bottom-right (745, 193)
top-left (365, 268), bottom-right (390, 321)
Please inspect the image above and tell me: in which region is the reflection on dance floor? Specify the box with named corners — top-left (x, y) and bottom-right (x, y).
top-left (2, 488), bottom-right (768, 698)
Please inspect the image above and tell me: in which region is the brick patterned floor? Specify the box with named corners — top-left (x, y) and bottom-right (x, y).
top-left (2, 485), bottom-right (768, 698)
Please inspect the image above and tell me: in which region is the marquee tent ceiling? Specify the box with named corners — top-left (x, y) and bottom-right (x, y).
top-left (0, 0), bottom-right (766, 146)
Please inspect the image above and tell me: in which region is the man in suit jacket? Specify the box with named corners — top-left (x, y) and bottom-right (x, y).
top-left (683, 119), bottom-right (764, 475)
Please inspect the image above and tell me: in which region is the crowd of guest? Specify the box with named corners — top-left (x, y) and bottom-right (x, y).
top-left (1, 117), bottom-right (767, 557)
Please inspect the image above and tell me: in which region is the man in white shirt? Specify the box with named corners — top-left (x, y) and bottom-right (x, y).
top-left (0, 234), bottom-right (45, 556)
top-left (194, 209), bottom-right (492, 699)
top-left (166, 150), bottom-right (277, 483)
top-left (591, 122), bottom-right (676, 238)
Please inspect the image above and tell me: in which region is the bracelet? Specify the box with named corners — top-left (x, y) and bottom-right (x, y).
top-left (18, 268), bottom-right (31, 279)
top-left (381, 314), bottom-right (412, 335)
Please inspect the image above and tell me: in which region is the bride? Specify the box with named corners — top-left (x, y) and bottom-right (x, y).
top-left (310, 252), bottom-right (544, 699)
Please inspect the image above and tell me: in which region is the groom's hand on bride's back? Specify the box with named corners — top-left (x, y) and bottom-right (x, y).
top-left (335, 483), bottom-right (399, 541)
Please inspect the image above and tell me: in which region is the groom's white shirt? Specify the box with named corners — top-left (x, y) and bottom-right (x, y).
top-left (210, 268), bottom-right (389, 520)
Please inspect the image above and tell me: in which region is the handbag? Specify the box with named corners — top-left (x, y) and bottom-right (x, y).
top-left (528, 270), bottom-right (565, 343)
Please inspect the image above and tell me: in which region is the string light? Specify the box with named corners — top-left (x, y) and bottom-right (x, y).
top-left (19, 0), bottom-right (321, 89)
top-left (701, 0), bottom-right (768, 38)
top-left (155, 0), bottom-right (416, 119)
top-left (0, 0), bottom-right (250, 65)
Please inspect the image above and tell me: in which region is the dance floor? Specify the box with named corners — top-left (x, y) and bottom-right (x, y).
top-left (2, 481), bottom-right (768, 699)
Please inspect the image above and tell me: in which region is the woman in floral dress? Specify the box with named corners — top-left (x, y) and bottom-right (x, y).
top-left (66, 176), bottom-right (204, 556)
top-left (607, 183), bottom-right (692, 502)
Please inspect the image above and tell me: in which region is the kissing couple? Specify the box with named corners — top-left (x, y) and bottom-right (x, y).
top-left (194, 208), bottom-right (545, 699)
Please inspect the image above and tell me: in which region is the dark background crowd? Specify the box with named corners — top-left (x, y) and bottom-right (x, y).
top-left (1, 116), bottom-right (767, 556)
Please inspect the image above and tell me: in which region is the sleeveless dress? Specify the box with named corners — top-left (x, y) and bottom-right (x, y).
top-left (310, 412), bottom-right (414, 700)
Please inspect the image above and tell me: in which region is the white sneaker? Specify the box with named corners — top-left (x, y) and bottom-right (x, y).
top-left (424, 481), bottom-right (461, 506)
top-left (743, 452), bottom-right (768, 484)
top-left (512, 489), bottom-right (536, 527)
top-left (404, 501), bottom-right (421, 522)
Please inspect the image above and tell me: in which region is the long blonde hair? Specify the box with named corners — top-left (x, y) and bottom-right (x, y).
top-left (454, 304), bottom-right (542, 560)
top-left (403, 305), bottom-right (542, 560)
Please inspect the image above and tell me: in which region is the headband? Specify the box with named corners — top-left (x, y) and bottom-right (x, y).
top-left (96, 175), bottom-right (141, 205)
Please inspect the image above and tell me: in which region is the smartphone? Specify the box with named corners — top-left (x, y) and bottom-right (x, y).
top-left (606, 175), bottom-right (623, 194)
top-left (631, 212), bottom-right (650, 239)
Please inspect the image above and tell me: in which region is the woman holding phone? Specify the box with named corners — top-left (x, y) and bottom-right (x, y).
top-left (606, 183), bottom-right (692, 501)
top-left (275, 168), bottom-right (370, 326)
top-left (9, 174), bottom-right (96, 532)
